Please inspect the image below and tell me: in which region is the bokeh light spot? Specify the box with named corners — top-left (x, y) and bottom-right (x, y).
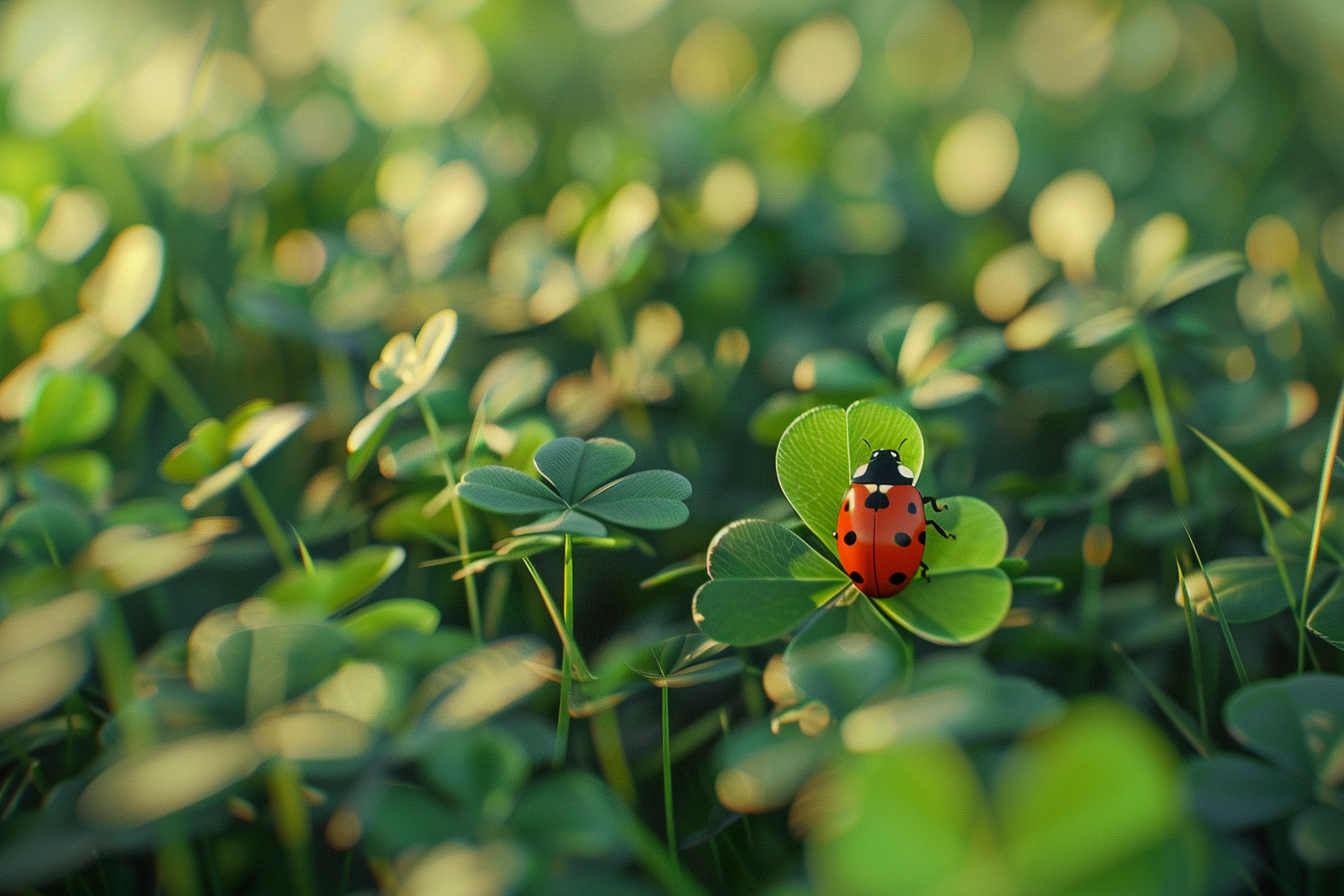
top-left (672, 18), bottom-right (757, 106)
top-left (1029, 170), bottom-right (1114, 282)
top-left (35, 186), bottom-right (109, 263)
top-left (1014, 0), bottom-right (1116, 98)
top-left (1245, 214), bottom-right (1299, 274)
top-left (885, 0), bottom-right (973, 102)
top-left (934, 110), bottom-right (1019, 215)
top-left (771, 14), bottom-right (862, 114)
top-left (975, 243), bottom-right (1054, 322)
top-left (273, 229), bottom-right (327, 286)
top-left (699, 159), bottom-right (758, 234)
top-left (283, 92), bottom-right (357, 165)
top-left (572, 0), bottom-right (670, 36)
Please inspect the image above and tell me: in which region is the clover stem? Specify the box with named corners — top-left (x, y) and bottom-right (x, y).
top-left (417, 393), bottom-right (482, 642)
top-left (591, 708), bottom-right (636, 804)
top-left (1131, 324), bottom-right (1189, 509)
top-left (239, 470), bottom-right (298, 572)
top-left (121, 328), bottom-right (211, 426)
top-left (662, 684), bottom-right (678, 869)
top-left (268, 759), bottom-right (317, 896)
top-left (554, 533), bottom-right (575, 767)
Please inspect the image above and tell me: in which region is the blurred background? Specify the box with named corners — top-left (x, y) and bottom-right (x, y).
top-left (3, 1), bottom-right (1344, 892)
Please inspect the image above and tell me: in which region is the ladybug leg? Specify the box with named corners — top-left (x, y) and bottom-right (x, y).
top-left (928, 518), bottom-right (955, 540)
top-left (918, 561), bottom-right (931, 582)
top-left (923, 495), bottom-right (948, 513)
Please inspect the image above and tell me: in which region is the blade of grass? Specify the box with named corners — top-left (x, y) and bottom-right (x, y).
top-left (1132, 324), bottom-right (1189, 508)
top-left (1182, 529), bottom-right (1249, 687)
top-left (1113, 643), bottom-right (1211, 757)
top-left (520, 557), bottom-right (592, 681)
top-left (1300, 381), bottom-right (1344, 637)
top-left (1175, 563), bottom-right (1209, 738)
top-left (418, 393), bottom-right (482, 642)
top-left (238, 471), bottom-right (298, 572)
top-left (1253, 494), bottom-right (1305, 672)
top-left (590, 709), bottom-right (636, 804)
top-left (1188, 426), bottom-right (1293, 518)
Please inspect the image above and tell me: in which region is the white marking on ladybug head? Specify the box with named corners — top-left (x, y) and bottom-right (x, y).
top-left (878, 484), bottom-right (891, 493)
top-left (898, 464), bottom-right (913, 479)
top-left (853, 463), bottom-right (869, 478)
top-left (863, 483), bottom-right (878, 494)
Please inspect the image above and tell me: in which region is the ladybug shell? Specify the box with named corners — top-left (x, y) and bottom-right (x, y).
top-left (836, 483), bottom-right (927, 598)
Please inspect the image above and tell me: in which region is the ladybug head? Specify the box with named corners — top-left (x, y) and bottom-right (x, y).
top-left (851, 440), bottom-right (915, 485)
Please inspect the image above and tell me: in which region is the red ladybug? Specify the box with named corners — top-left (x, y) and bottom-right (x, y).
top-left (834, 441), bottom-right (954, 598)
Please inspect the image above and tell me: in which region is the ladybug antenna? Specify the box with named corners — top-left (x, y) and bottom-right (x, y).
top-left (896, 437), bottom-right (907, 458)
top-left (861, 437), bottom-right (872, 451)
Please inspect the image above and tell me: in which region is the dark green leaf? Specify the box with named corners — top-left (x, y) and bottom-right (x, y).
top-left (1186, 755), bottom-right (1306, 830)
top-left (1291, 805), bottom-right (1344, 867)
top-left (875, 568), bottom-right (1012, 645)
top-left (692, 520), bottom-right (848, 646)
top-left (457, 465), bottom-right (567, 515)
top-left (577, 469), bottom-right (691, 530)
top-left (534, 437), bottom-right (635, 503)
top-left (1178, 556), bottom-right (1294, 623)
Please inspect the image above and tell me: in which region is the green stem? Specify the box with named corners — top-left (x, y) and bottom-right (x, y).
top-left (238, 471), bottom-right (297, 572)
top-left (121, 328), bottom-right (211, 426)
top-left (662, 685), bottom-right (677, 869)
top-left (417, 394), bottom-right (482, 642)
top-left (616, 799), bottom-right (708, 896)
top-left (554, 534), bottom-right (575, 767)
top-left (1132, 324), bottom-right (1189, 508)
top-left (268, 760), bottom-right (316, 896)
top-left (591, 708), bottom-right (636, 804)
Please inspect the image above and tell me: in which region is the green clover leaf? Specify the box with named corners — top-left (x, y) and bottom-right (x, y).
top-left (457, 436), bottom-right (691, 537)
top-left (695, 400), bottom-right (1012, 646)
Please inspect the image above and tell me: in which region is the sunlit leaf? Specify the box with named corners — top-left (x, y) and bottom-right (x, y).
top-left (76, 732), bottom-right (260, 829)
top-left (693, 519), bottom-right (848, 646)
top-left (159, 418), bottom-right (230, 484)
top-left (776, 401), bottom-right (924, 554)
top-left (22, 370), bottom-right (116, 455)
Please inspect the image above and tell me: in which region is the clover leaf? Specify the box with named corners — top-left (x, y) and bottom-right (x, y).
top-left (160, 401), bottom-right (313, 510)
top-left (456, 436), bottom-right (691, 537)
top-left (694, 400), bottom-right (1013, 646)
top-left (1186, 673), bottom-right (1344, 866)
top-left (347, 309), bottom-right (458, 477)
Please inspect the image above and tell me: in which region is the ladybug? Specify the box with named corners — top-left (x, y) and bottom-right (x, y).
top-left (834, 441), bottom-right (954, 599)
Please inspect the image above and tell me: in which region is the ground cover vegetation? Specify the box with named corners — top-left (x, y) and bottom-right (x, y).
top-left (2, 0), bottom-right (1344, 893)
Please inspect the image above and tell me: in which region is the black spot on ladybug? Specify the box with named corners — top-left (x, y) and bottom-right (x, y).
top-left (888, 572), bottom-right (908, 585)
top-left (894, 532), bottom-right (911, 547)
top-left (908, 502), bottom-right (917, 514)
top-left (918, 530), bottom-right (926, 544)
top-left (843, 531), bottom-right (857, 545)
top-left (843, 498), bottom-right (851, 512)
top-left (849, 571), bottom-right (864, 584)
top-left (864, 491), bottom-right (890, 510)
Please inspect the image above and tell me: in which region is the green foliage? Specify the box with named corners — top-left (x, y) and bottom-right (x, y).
top-left (2, 0), bottom-right (1344, 893)
top-left (459, 436), bottom-right (691, 536)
